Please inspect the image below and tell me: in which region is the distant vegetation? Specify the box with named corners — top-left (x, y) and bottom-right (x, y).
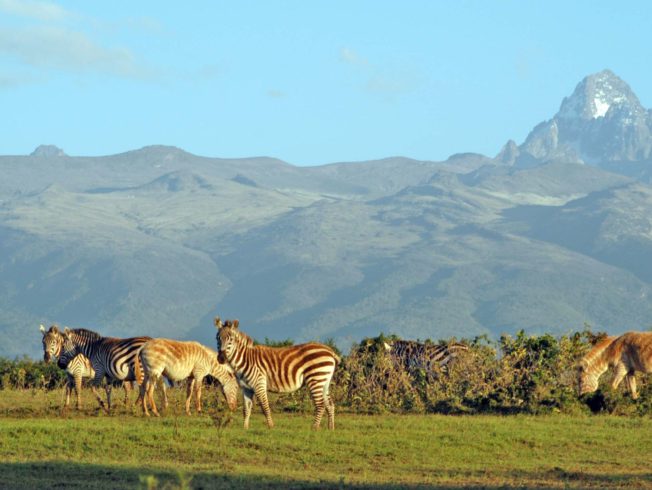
top-left (4, 329), bottom-right (650, 415)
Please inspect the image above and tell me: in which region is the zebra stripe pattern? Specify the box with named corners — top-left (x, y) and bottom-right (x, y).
top-left (40, 324), bottom-right (132, 410)
top-left (578, 334), bottom-right (643, 399)
top-left (60, 353), bottom-right (95, 410)
top-left (47, 325), bottom-right (151, 412)
top-left (214, 317), bottom-right (340, 430)
top-left (383, 339), bottom-right (469, 377)
top-left (137, 338), bottom-right (239, 416)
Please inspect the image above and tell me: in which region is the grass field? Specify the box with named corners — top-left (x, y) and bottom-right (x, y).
top-left (1, 388), bottom-right (651, 489)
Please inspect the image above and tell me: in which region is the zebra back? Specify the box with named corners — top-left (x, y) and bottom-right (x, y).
top-left (388, 339), bottom-right (468, 375)
top-left (216, 319), bottom-right (339, 393)
top-left (61, 327), bottom-right (151, 383)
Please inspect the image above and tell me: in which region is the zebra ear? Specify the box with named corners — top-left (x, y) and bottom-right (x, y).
top-left (214, 316), bottom-right (222, 329)
top-left (63, 326), bottom-right (72, 338)
top-left (39, 324), bottom-right (46, 334)
top-left (51, 325), bottom-right (59, 334)
top-left (233, 319), bottom-right (239, 329)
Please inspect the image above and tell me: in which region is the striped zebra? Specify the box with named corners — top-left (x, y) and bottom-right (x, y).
top-left (214, 317), bottom-right (340, 430)
top-left (40, 324), bottom-right (132, 410)
top-left (383, 339), bottom-right (469, 378)
top-left (45, 325), bottom-right (156, 412)
top-left (578, 334), bottom-right (646, 399)
top-left (60, 353), bottom-right (96, 410)
top-left (137, 338), bottom-right (239, 417)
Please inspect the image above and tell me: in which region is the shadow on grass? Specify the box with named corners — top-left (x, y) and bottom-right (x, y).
top-left (1, 462), bottom-right (651, 490)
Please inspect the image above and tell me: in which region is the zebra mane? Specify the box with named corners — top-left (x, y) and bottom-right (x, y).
top-left (581, 336), bottom-right (616, 368)
top-left (237, 329), bottom-right (255, 347)
top-left (69, 328), bottom-right (104, 342)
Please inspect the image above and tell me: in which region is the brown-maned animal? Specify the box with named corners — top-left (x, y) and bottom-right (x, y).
top-left (137, 338), bottom-right (239, 416)
top-left (578, 332), bottom-right (652, 399)
top-left (215, 317), bottom-right (340, 430)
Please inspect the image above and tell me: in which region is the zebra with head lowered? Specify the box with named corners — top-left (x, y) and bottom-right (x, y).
top-left (383, 339), bottom-right (469, 378)
top-left (214, 317), bottom-right (340, 430)
top-left (42, 325), bottom-right (155, 412)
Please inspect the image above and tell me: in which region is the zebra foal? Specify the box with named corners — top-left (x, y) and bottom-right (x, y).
top-left (137, 338), bottom-right (238, 417)
top-left (214, 317), bottom-right (340, 430)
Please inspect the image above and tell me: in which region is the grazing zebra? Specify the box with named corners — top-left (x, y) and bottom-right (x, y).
top-left (214, 317), bottom-right (340, 430)
top-left (40, 324), bottom-right (131, 410)
top-left (383, 339), bottom-right (469, 377)
top-left (578, 333), bottom-right (651, 399)
top-left (137, 338), bottom-right (239, 417)
top-left (44, 325), bottom-right (154, 412)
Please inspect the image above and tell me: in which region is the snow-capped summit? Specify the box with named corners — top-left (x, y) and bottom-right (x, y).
top-left (557, 69), bottom-right (643, 121)
top-left (514, 70), bottom-right (652, 165)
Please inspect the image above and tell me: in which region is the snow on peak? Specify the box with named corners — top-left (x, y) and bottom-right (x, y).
top-left (557, 69), bottom-right (637, 121)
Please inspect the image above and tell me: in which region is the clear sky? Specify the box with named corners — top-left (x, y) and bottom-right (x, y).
top-left (1, 1), bottom-right (650, 165)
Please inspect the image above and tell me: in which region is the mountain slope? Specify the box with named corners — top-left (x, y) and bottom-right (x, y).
top-left (4, 70), bottom-right (652, 358)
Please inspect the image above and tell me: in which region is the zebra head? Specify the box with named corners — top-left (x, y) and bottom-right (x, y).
top-left (212, 364), bottom-right (239, 411)
top-left (40, 324), bottom-right (63, 363)
top-left (60, 327), bottom-right (79, 360)
top-left (577, 361), bottom-right (607, 396)
top-left (215, 318), bottom-right (253, 364)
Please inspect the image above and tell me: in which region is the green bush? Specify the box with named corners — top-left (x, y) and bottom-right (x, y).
top-left (4, 327), bottom-right (650, 415)
top-left (0, 356), bottom-right (66, 390)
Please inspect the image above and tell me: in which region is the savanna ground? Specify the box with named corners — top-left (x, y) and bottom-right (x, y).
top-left (1, 387), bottom-right (651, 489)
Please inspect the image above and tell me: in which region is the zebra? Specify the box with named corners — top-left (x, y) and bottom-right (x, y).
top-left (578, 334), bottom-right (647, 399)
top-left (214, 317), bottom-right (340, 430)
top-left (45, 325), bottom-right (160, 412)
top-left (40, 324), bottom-right (131, 410)
top-left (136, 338), bottom-right (239, 417)
top-left (60, 353), bottom-right (96, 410)
top-left (383, 339), bottom-right (469, 378)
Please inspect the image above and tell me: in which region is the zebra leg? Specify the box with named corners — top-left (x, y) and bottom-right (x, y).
top-left (64, 374), bottom-right (73, 409)
top-left (91, 372), bottom-right (108, 412)
top-left (195, 377), bottom-right (203, 414)
top-left (161, 380), bottom-right (169, 410)
top-left (242, 387), bottom-right (254, 429)
top-left (185, 378), bottom-right (196, 415)
top-left (74, 371), bottom-right (83, 410)
top-left (147, 376), bottom-right (160, 417)
top-left (625, 374), bottom-right (639, 400)
top-left (611, 363), bottom-right (628, 391)
top-left (123, 381), bottom-right (132, 408)
top-left (140, 377), bottom-right (150, 416)
top-left (308, 380), bottom-right (326, 430)
top-left (104, 383), bottom-right (113, 413)
top-left (254, 383), bottom-right (274, 429)
top-left (323, 383), bottom-right (335, 430)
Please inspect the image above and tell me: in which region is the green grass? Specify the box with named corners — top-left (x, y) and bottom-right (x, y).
top-left (1, 388), bottom-right (651, 489)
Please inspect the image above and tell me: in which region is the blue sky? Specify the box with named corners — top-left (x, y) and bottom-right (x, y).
top-left (1, 1), bottom-right (650, 165)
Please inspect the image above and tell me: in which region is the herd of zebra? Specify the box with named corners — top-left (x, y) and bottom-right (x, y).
top-left (38, 318), bottom-right (470, 429)
top-left (39, 320), bottom-right (652, 429)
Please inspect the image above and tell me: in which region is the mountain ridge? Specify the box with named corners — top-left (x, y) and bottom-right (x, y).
top-left (4, 69), bottom-right (652, 358)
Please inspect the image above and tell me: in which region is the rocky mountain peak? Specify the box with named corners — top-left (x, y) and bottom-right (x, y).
top-left (517, 70), bottom-right (652, 165)
top-left (557, 69), bottom-right (643, 121)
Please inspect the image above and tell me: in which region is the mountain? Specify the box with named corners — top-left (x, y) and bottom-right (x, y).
top-left (506, 70), bottom-right (652, 167)
top-left (4, 69), bottom-right (652, 358)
